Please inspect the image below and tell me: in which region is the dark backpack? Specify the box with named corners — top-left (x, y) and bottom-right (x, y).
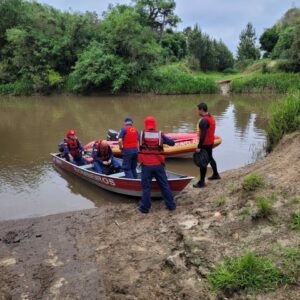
top-left (193, 149), bottom-right (210, 168)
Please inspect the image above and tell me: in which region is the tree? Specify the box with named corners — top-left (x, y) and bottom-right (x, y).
top-left (100, 5), bottom-right (162, 74)
top-left (237, 22), bottom-right (260, 61)
top-left (259, 26), bottom-right (279, 56)
top-left (161, 29), bottom-right (187, 62)
top-left (133, 0), bottom-right (180, 41)
top-left (290, 24), bottom-right (300, 71)
top-left (70, 41), bottom-right (129, 93)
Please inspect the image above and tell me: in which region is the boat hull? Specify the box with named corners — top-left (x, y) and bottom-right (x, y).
top-left (51, 154), bottom-right (193, 197)
top-left (85, 133), bottom-right (222, 158)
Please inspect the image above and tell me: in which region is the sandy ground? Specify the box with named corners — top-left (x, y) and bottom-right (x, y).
top-left (1, 131), bottom-right (300, 299)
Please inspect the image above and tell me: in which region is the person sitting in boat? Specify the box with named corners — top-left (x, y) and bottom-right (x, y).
top-left (92, 139), bottom-right (121, 175)
top-left (138, 116), bottom-right (176, 214)
top-left (63, 130), bottom-right (86, 166)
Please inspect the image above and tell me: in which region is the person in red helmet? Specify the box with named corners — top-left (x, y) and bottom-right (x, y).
top-left (138, 116), bottom-right (176, 214)
top-left (63, 130), bottom-right (86, 165)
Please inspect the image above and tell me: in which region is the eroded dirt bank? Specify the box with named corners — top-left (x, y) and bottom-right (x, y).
top-left (1, 132), bottom-right (300, 300)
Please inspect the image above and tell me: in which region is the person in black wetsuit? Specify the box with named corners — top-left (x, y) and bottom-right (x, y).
top-left (193, 102), bottom-right (221, 188)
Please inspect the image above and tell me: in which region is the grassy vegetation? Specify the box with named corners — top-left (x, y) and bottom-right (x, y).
top-left (215, 196), bottom-right (226, 206)
top-left (290, 213), bottom-right (300, 230)
top-left (231, 72), bottom-right (300, 93)
top-left (242, 174), bottom-right (264, 191)
top-left (131, 65), bottom-right (219, 94)
top-left (256, 197), bottom-right (273, 218)
top-left (208, 252), bottom-right (290, 293)
top-left (0, 81), bottom-right (33, 95)
top-left (266, 93), bottom-right (300, 151)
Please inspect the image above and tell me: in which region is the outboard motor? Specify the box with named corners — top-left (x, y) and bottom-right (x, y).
top-left (107, 129), bottom-right (118, 141)
top-left (58, 141), bottom-right (65, 156)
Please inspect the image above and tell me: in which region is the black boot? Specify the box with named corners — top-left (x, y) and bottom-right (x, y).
top-left (208, 174), bottom-right (221, 180)
top-left (193, 181), bottom-right (206, 188)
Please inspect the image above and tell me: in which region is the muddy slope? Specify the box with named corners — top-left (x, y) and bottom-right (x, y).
top-left (1, 131), bottom-right (300, 299)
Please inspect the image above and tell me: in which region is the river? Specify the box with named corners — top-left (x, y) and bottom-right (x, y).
top-left (0, 93), bottom-right (277, 220)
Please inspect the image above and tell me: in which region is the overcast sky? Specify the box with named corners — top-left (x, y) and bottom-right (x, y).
top-left (37, 0), bottom-right (300, 54)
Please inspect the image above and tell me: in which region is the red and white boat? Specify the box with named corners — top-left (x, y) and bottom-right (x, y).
top-left (51, 153), bottom-right (193, 197)
top-left (85, 132), bottom-right (222, 158)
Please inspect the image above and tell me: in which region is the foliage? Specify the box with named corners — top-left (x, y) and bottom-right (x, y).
top-left (186, 25), bottom-right (234, 72)
top-left (242, 173), bottom-right (264, 191)
top-left (266, 93), bottom-right (300, 151)
top-left (161, 29), bottom-right (187, 62)
top-left (222, 68), bottom-right (238, 75)
top-left (272, 26), bottom-right (295, 59)
top-left (259, 26), bottom-right (279, 55)
top-left (290, 213), bottom-right (300, 230)
top-left (209, 252), bottom-right (289, 293)
top-left (133, 0), bottom-right (180, 41)
top-left (131, 65), bottom-right (219, 94)
top-left (237, 22), bottom-right (260, 61)
top-left (231, 73), bottom-right (300, 93)
top-left (69, 41), bottom-right (129, 93)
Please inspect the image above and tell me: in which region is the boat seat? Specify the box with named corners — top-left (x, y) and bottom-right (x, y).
top-left (79, 164), bottom-right (94, 170)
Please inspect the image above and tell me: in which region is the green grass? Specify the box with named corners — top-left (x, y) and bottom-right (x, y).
top-left (208, 252), bottom-right (290, 293)
top-left (266, 93), bottom-right (300, 151)
top-left (256, 197), bottom-right (273, 218)
top-left (231, 72), bottom-right (300, 94)
top-left (0, 81), bottom-right (33, 95)
top-left (290, 213), bottom-right (300, 230)
top-left (215, 196), bottom-right (226, 206)
top-left (242, 174), bottom-right (264, 191)
top-left (131, 64), bottom-right (219, 94)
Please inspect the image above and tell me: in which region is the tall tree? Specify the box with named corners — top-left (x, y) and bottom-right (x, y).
top-left (259, 26), bottom-right (279, 56)
top-left (133, 0), bottom-right (180, 41)
top-left (237, 22), bottom-right (260, 61)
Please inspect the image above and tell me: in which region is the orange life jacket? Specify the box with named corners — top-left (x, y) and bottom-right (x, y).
top-left (197, 114), bottom-right (216, 145)
top-left (122, 126), bottom-right (138, 149)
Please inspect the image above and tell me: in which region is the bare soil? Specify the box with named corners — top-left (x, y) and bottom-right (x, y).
top-left (1, 131), bottom-right (300, 300)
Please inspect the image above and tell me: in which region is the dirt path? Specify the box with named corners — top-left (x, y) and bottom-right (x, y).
top-left (1, 131), bottom-right (300, 299)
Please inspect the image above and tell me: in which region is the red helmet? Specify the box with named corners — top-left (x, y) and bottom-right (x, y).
top-left (144, 116), bottom-right (156, 130)
top-left (66, 129), bottom-right (77, 138)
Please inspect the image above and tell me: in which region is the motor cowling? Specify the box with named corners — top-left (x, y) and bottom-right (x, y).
top-left (107, 129), bottom-right (118, 141)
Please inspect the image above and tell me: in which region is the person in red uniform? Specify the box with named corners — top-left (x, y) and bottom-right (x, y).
top-left (118, 117), bottom-right (139, 179)
top-left (92, 139), bottom-right (121, 174)
top-left (194, 102), bottom-right (220, 188)
top-left (138, 116), bottom-right (176, 213)
top-left (63, 130), bottom-right (86, 166)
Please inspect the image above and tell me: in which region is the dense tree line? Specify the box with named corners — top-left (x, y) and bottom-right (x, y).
top-left (0, 0), bottom-right (234, 94)
top-left (259, 8), bottom-right (300, 72)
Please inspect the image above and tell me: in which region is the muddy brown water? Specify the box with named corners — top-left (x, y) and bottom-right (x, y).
top-left (0, 94), bottom-right (278, 220)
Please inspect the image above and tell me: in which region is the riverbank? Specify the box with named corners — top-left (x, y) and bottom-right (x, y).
top-left (1, 62), bottom-right (299, 96)
top-left (1, 131), bottom-right (299, 299)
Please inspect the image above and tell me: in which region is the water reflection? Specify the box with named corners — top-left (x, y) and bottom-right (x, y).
top-left (0, 94), bottom-right (278, 220)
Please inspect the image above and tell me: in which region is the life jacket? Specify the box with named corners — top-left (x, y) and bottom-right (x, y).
top-left (122, 126), bottom-right (138, 149)
top-left (94, 140), bottom-right (110, 161)
top-left (65, 138), bottom-right (81, 156)
top-left (138, 130), bottom-right (165, 165)
top-left (197, 114), bottom-right (216, 145)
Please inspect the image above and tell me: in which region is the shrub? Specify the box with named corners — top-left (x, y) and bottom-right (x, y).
top-left (209, 252), bottom-right (289, 293)
top-left (222, 68), bottom-right (238, 75)
top-left (242, 174), bottom-right (264, 191)
top-left (266, 93), bottom-right (300, 151)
